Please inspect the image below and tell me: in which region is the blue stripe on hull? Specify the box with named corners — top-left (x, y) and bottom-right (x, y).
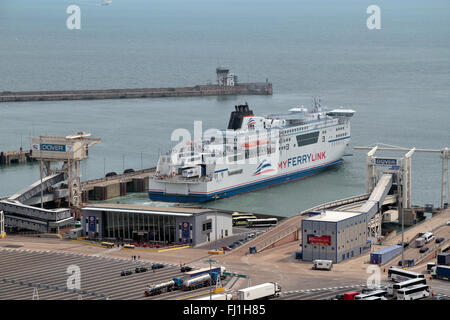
top-left (149, 159), bottom-right (342, 203)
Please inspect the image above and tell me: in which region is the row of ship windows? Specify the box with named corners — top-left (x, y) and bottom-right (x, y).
top-left (335, 132), bottom-right (348, 138)
top-left (283, 126), bottom-right (310, 134)
top-left (336, 126), bottom-right (345, 131)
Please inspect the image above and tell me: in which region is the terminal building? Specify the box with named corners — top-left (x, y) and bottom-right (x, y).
top-left (81, 204), bottom-right (233, 246)
top-left (301, 211), bottom-right (371, 263)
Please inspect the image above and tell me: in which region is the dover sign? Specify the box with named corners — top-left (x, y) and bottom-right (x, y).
top-left (32, 144), bottom-right (73, 152)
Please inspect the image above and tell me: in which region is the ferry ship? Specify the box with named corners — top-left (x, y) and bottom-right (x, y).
top-left (149, 101), bottom-right (355, 203)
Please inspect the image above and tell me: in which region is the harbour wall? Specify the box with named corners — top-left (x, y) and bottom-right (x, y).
top-left (0, 83), bottom-right (272, 103)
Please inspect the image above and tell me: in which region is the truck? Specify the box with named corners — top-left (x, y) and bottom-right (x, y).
top-left (195, 293), bottom-right (233, 300)
top-left (312, 259), bottom-right (333, 270)
top-left (237, 282), bottom-right (281, 300)
top-left (184, 266), bottom-right (226, 279)
top-left (182, 166), bottom-right (201, 178)
top-left (415, 237), bottom-right (425, 248)
top-left (431, 265), bottom-right (450, 280)
top-left (343, 291), bottom-right (360, 300)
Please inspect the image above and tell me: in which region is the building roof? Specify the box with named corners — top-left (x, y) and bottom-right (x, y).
top-left (304, 210), bottom-right (364, 222)
top-left (82, 203), bottom-right (214, 217)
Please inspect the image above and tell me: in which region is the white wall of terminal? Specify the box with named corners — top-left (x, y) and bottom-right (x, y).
top-left (302, 211), bottom-right (370, 263)
top-left (81, 205), bottom-right (232, 246)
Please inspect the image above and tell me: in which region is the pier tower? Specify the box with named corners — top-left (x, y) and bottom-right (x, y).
top-left (216, 67), bottom-right (237, 86)
top-left (30, 132), bottom-right (101, 207)
top-left (216, 67), bottom-right (229, 86)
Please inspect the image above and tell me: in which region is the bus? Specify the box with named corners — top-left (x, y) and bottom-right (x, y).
top-left (387, 278), bottom-right (427, 296)
top-left (232, 215), bottom-right (257, 226)
top-left (396, 284), bottom-right (430, 300)
top-left (360, 296), bottom-right (385, 300)
top-left (247, 218), bottom-right (278, 228)
top-left (354, 290), bottom-right (387, 300)
top-left (388, 267), bottom-right (425, 282)
top-left (101, 242), bottom-right (115, 248)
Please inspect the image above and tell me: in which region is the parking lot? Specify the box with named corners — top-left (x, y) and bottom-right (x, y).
top-left (0, 248), bottom-right (231, 300)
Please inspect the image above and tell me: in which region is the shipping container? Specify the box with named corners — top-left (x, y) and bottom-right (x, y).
top-left (370, 245), bottom-right (402, 264)
top-left (237, 282), bottom-right (281, 300)
top-left (437, 253), bottom-right (450, 266)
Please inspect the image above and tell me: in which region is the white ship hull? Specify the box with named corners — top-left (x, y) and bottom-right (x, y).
top-left (149, 103), bottom-right (354, 202)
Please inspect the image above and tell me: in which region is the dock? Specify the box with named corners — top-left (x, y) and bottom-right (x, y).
top-left (81, 168), bottom-right (156, 202)
top-left (0, 83), bottom-right (272, 103)
top-left (0, 150), bottom-right (35, 165)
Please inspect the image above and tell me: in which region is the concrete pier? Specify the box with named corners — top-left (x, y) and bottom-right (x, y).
top-left (81, 168), bottom-right (155, 201)
top-left (0, 83), bottom-right (272, 103)
top-left (0, 150), bottom-right (35, 165)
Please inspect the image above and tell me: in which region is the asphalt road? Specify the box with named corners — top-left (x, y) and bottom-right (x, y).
top-left (0, 248), bottom-right (231, 300)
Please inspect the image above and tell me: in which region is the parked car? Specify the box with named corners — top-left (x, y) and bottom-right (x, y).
top-left (434, 295), bottom-right (449, 300)
top-left (135, 267), bottom-right (148, 273)
top-left (419, 246), bottom-right (429, 253)
top-left (247, 233), bottom-right (256, 238)
top-left (435, 237), bottom-right (445, 244)
top-left (120, 270), bottom-right (132, 276)
top-left (151, 263), bottom-right (165, 270)
top-left (221, 246), bottom-right (232, 251)
top-left (180, 265), bottom-right (193, 272)
top-left (228, 243), bottom-right (237, 249)
top-left (397, 241), bottom-right (409, 248)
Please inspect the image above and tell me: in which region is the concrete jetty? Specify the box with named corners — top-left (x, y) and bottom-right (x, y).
top-left (0, 83), bottom-right (272, 103)
top-left (0, 150), bottom-right (35, 165)
top-left (81, 168), bottom-right (156, 202)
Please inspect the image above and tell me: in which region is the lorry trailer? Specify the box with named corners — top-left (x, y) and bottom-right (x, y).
top-left (437, 253), bottom-right (450, 266)
top-left (194, 293), bottom-right (233, 300)
top-left (182, 273), bottom-right (220, 291)
top-left (370, 245), bottom-right (402, 264)
top-left (431, 265), bottom-right (450, 281)
top-left (237, 282), bottom-right (281, 300)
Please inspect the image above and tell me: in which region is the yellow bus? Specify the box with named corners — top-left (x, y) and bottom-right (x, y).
top-left (101, 242), bottom-right (115, 248)
top-left (232, 215), bottom-right (257, 226)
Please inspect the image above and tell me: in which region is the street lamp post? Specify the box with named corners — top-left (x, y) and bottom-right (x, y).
top-left (205, 258), bottom-right (217, 300)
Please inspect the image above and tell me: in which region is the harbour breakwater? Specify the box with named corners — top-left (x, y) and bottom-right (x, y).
top-left (0, 83), bottom-right (272, 103)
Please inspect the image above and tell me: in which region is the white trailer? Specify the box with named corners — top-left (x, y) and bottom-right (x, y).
top-left (312, 259), bottom-right (333, 270)
top-left (195, 293), bottom-right (233, 300)
top-left (237, 282), bottom-right (281, 300)
top-left (415, 237), bottom-right (425, 248)
top-left (182, 166), bottom-right (201, 178)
